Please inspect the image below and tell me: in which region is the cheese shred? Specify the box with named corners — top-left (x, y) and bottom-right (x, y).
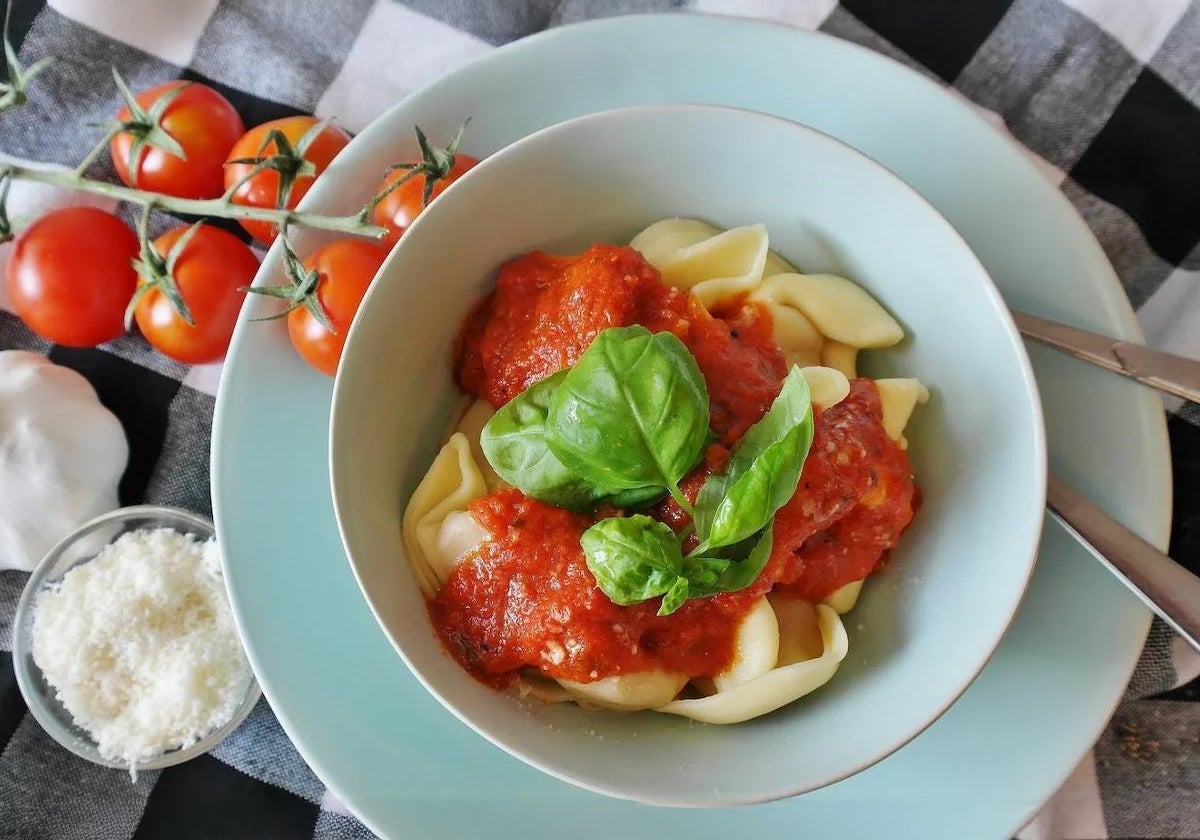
top-left (31, 528), bottom-right (253, 768)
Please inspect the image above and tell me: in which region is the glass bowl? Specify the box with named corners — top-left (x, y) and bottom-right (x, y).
top-left (11, 505), bottom-right (262, 772)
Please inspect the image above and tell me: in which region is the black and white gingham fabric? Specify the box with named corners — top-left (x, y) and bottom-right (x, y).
top-left (0, 1), bottom-right (1198, 838)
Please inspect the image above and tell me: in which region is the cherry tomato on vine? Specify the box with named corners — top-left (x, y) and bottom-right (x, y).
top-left (110, 81), bottom-right (244, 199)
top-left (6, 207), bottom-right (139, 347)
top-left (372, 150), bottom-right (479, 247)
top-left (133, 224), bottom-right (260, 365)
top-left (223, 116), bottom-right (350, 244)
top-left (287, 239), bottom-right (387, 376)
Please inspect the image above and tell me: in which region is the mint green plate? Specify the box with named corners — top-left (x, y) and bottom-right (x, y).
top-left (212, 15), bottom-right (1170, 839)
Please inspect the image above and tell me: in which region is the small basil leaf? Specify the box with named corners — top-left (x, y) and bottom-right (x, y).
top-left (581, 515), bottom-right (684, 606)
top-left (696, 367), bottom-right (814, 550)
top-left (549, 326), bottom-right (709, 493)
top-left (679, 554), bottom-right (730, 591)
top-left (480, 370), bottom-right (610, 510)
top-left (687, 527), bottom-right (774, 598)
top-left (658, 577), bottom-right (691, 616)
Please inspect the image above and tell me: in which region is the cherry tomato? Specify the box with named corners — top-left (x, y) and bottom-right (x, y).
top-left (224, 116), bottom-right (350, 244)
top-left (133, 224), bottom-right (260, 365)
top-left (110, 81), bottom-right (245, 199)
top-left (287, 239), bottom-right (387, 376)
top-left (372, 152), bottom-right (479, 246)
top-left (6, 207), bottom-right (139, 347)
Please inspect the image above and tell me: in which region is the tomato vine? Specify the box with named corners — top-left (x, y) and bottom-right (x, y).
top-left (0, 9), bottom-right (472, 372)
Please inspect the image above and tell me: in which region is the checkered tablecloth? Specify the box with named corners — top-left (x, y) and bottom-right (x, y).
top-left (0, 1), bottom-right (1197, 838)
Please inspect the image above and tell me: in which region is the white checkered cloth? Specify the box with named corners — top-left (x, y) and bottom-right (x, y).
top-left (0, 1), bottom-right (1198, 838)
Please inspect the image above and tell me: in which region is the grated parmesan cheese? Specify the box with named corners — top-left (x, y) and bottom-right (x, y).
top-left (31, 528), bottom-right (253, 768)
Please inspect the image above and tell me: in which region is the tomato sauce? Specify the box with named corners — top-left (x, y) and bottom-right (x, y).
top-left (438, 245), bottom-right (915, 687)
top-left (455, 244), bottom-right (785, 440)
top-left (774, 381), bottom-right (915, 600)
top-left (431, 490), bottom-right (761, 687)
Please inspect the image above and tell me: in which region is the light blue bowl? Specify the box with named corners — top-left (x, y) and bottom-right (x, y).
top-left (329, 104), bottom-right (1046, 807)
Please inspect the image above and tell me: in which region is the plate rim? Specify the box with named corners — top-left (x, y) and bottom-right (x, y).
top-left (212, 12), bottom-right (1170, 838)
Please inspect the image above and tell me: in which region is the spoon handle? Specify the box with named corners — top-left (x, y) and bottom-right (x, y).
top-left (1014, 310), bottom-right (1200, 404)
top-left (1046, 472), bottom-right (1200, 653)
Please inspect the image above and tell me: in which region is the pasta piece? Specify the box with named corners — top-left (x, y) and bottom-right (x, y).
top-left (453, 399), bottom-right (504, 491)
top-left (767, 305), bottom-right (824, 368)
top-left (559, 670), bottom-right (689, 712)
top-left (875, 378), bottom-right (930, 449)
top-left (821, 341), bottom-right (858, 379)
top-left (515, 671), bottom-right (573, 704)
top-left (629, 217), bottom-right (721, 264)
top-left (712, 598), bottom-right (780, 692)
top-left (656, 605), bottom-right (848, 724)
top-left (401, 433), bottom-right (489, 598)
top-left (632, 222), bottom-right (769, 309)
top-left (768, 594), bottom-right (825, 666)
top-left (631, 217), bottom-right (797, 282)
top-left (821, 579), bottom-right (865, 615)
top-left (762, 247), bottom-right (797, 278)
top-left (750, 273), bottom-right (904, 349)
top-left (800, 366), bottom-right (851, 410)
top-left (431, 511), bottom-right (489, 586)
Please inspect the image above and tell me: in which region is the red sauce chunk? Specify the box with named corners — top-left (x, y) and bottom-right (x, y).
top-left (431, 490), bottom-right (761, 687)
top-left (436, 245), bottom-right (916, 688)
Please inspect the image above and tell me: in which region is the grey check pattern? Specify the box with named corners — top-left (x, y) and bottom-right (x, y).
top-left (0, 1), bottom-right (1198, 838)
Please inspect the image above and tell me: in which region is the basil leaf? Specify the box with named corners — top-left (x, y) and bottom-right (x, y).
top-left (581, 515), bottom-right (684, 606)
top-left (481, 370), bottom-right (668, 511)
top-left (687, 527), bottom-right (774, 598)
top-left (583, 519), bottom-right (773, 616)
top-left (549, 326), bottom-right (709, 500)
top-left (606, 485), bottom-right (668, 509)
top-left (694, 367), bottom-right (814, 550)
top-left (659, 577), bottom-right (691, 616)
top-left (480, 370), bottom-right (605, 511)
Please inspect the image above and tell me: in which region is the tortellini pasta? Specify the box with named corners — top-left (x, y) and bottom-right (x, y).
top-left (560, 671), bottom-right (690, 712)
top-left (658, 601), bottom-right (849, 725)
top-left (800, 366), bottom-right (851, 411)
top-left (820, 341), bottom-right (859, 380)
top-left (875, 378), bottom-right (930, 450)
top-left (401, 432), bottom-right (490, 598)
top-left (750, 273), bottom-right (905, 350)
top-left (821, 579), bottom-right (865, 615)
top-left (631, 219), bottom-right (769, 309)
top-left (633, 219), bottom-right (912, 404)
top-left (450, 399), bottom-right (504, 491)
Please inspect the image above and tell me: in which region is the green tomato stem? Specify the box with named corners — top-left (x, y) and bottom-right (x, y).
top-left (0, 164), bottom-right (387, 239)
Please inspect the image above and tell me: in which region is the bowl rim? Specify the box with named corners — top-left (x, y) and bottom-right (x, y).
top-left (329, 101), bottom-right (1048, 806)
top-left (12, 504), bottom-right (262, 772)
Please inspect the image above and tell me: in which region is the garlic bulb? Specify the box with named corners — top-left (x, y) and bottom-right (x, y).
top-left (0, 351), bottom-right (128, 572)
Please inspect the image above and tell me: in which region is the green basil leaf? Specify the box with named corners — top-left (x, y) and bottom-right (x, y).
top-left (480, 370), bottom-right (605, 511)
top-left (658, 577), bottom-right (691, 616)
top-left (582, 519), bottom-right (773, 615)
top-left (481, 370), bottom-right (668, 511)
top-left (606, 485), bottom-right (668, 509)
top-left (580, 515), bottom-right (684, 606)
top-left (694, 367), bottom-right (814, 550)
top-left (549, 326), bottom-right (709, 497)
top-left (678, 554), bottom-right (730, 592)
top-left (687, 527), bottom-right (774, 598)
